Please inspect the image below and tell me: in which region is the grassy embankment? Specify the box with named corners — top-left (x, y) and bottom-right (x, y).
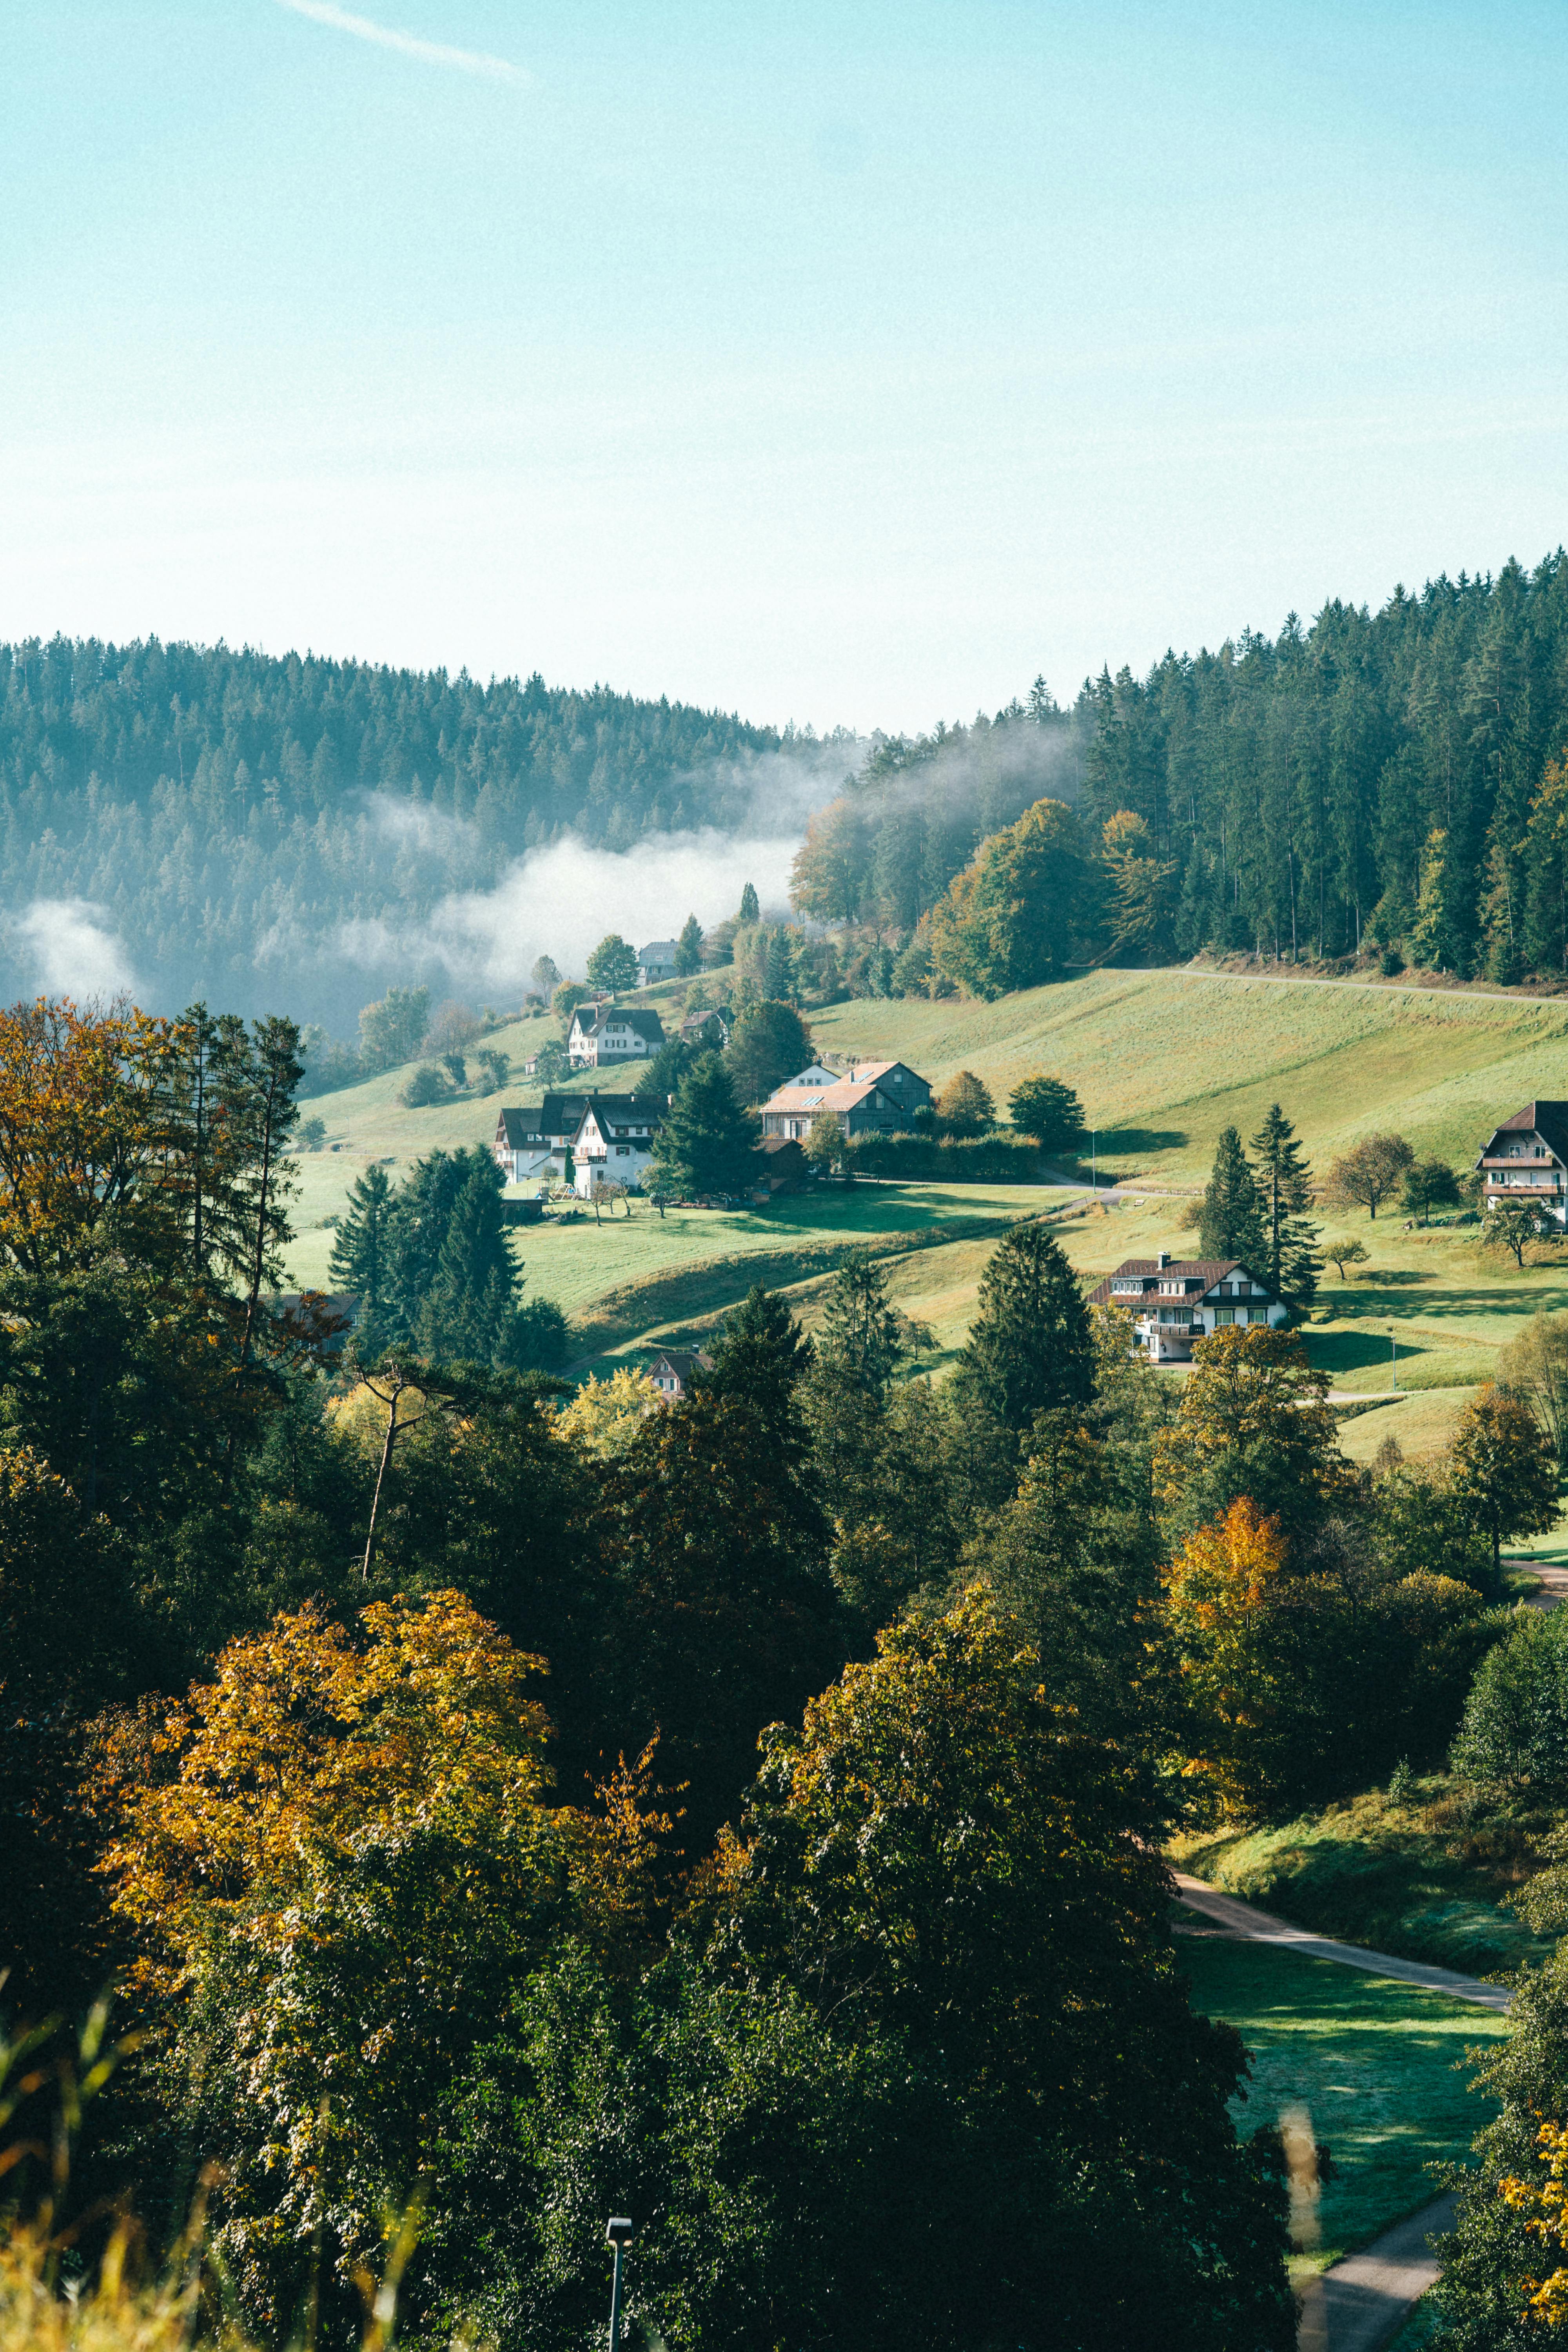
top-left (1178, 1934), bottom-right (1505, 2279)
top-left (285, 970), bottom-right (1568, 1412)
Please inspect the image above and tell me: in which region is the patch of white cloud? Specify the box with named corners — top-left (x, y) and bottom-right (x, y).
top-left (15, 899), bottom-right (136, 998)
top-left (336, 826), bottom-right (804, 998)
top-left (272, 0), bottom-right (528, 84)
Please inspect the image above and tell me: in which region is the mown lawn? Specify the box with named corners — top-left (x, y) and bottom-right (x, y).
top-left (1178, 1935), bottom-right (1505, 2275)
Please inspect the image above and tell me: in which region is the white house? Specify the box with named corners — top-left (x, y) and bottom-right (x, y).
top-left (568, 1004), bottom-right (666, 1069)
top-left (647, 1347), bottom-right (711, 1399)
top-left (569, 1095), bottom-right (664, 1194)
top-left (1086, 1253), bottom-right (1288, 1364)
top-left (1475, 1101), bottom-right (1568, 1230)
top-left (494, 1096), bottom-right (590, 1185)
top-left (638, 940), bottom-right (679, 985)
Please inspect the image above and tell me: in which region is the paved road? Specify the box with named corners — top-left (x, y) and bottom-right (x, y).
top-left (1519, 1562), bottom-right (1568, 1611)
top-left (1175, 1872), bottom-right (1507, 2348)
top-left (1172, 1873), bottom-right (1512, 2011)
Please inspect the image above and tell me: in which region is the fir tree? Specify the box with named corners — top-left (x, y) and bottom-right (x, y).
top-left (816, 1249), bottom-right (904, 1392)
top-left (674, 913), bottom-right (704, 976)
top-left (328, 1164), bottom-right (396, 1346)
top-left (418, 1164), bottom-right (518, 1365)
top-left (1198, 1127), bottom-right (1268, 1269)
top-left (954, 1220), bottom-right (1093, 1436)
top-left (648, 1053), bottom-right (760, 1197)
top-left (1248, 1102), bottom-right (1321, 1303)
top-left (738, 881), bottom-right (760, 924)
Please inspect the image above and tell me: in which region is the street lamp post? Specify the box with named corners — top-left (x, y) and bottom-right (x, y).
top-left (606, 2217), bottom-right (633, 2352)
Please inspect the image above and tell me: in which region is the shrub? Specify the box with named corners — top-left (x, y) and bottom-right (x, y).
top-left (1451, 1608), bottom-right (1568, 1791)
top-left (401, 1062), bottom-right (448, 1107)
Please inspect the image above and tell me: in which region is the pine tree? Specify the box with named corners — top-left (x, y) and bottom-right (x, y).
top-left (1198, 1127), bottom-right (1268, 1270)
top-left (648, 1053), bottom-right (760, 1198)
top-left (738, 882), bottom-right (760, 924)
top-left (674, 914), bottom-right (704, 976)
top-left (817, 1249), bottom-right (904, 1391)
top-left (328, 1164), bottom-right (396, 1345)
top-left (1248, 1103), bottom-right (1320, 1303)
top-left (954, 1220), bottom-right (1093, 1436)
top-left (418, 1165), bottom-right (518, 1365)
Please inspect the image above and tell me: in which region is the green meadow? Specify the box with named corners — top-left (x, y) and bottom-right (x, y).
top-left (1177, 1935), bottom-right (1504, 2276)
top-left (282, 969), bottom-right (1568, 1408)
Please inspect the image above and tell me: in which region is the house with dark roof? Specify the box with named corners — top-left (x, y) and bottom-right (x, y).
top-left (568, 1004), bottom-right (666, 1069)
top-left (494, 1095), bottom-right (591, 1185)
top-left (1086, 1252), bottom-right (1287, 1364)
top-left (569, 1094), bottom-right (664, 1195)
top-left (647, 1346), bottom-right (712, 1399)
top-left (1475, 1102), bottom-right (1568, 1229)
top-left (681, 1008), bottom-right (731, 1051)
top-left (638, 940), bottom-right (679, 985)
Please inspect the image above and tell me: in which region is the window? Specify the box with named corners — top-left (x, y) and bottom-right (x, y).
top-left (1214, 1307), bottom-right (1234, 1325)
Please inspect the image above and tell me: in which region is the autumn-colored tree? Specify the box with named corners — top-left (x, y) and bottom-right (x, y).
top-left (1100, 808), bottom-right (1179, 959)
top-left (927, 797), bottom-right (1089, 999)
top-left (100, 1594), bottom-right (572, 2333)
top-left (1324, 1132), bottom-right (1415, 1219)
top-left (0, 998), bottom-right (167, 1275)
top-left (934, 1069), bottom-right (994, 1136)
top-left (1448, 1383), bottom-right (1560, 1590)
top-left (1161, 1498), bottom-right (1288, 1814)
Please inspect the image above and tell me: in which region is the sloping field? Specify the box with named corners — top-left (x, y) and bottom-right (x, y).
top-left (282, 970), bottom-right (1568, 1402)
top-left (808, 969), bottom-right (1568, 1183)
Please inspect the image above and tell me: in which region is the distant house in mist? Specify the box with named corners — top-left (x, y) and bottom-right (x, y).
top-left (638, 940), bottom-right (679, 985)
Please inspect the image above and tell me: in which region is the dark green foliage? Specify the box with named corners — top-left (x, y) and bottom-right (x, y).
top-left (586, 933), bottom-right (640, 994)
top-left (402, 1062), bottom-right (448, 1106)
top-left (1248, 1102), bottom-right (1321, 1302)
top-left (738, 881), bottom-right (760, 924)
top-left (705, 1282), bottom-right (816, 1426)
top-left (648, 1052), bottom-right (760, 1197)
top-left (724, 999), bottom-right (813, 1106)
top-left (1009, 1072), bottom-right (1086, 1149)
top-left (1404, 1156), bottom-right (1464, 1223)
top-left (419, 1167), bottom-right (520, 1365)
top-left (632, 1035), bottom-right (694, 1102)
top-left (1199, 1125), bottom-right (1269, 1268)
top-left (1372, 1464), bottom-right (1492, 1592)
top-left (328, 1164), bottom-right (396, 1346)
top-left (674, 913), bottom-right (704, 975)
top-left (1451, 1610), bottom-right (1568, 1790)
top-left (530, 1037), bottom-right (572, 1085)
top-left (815, 1247), bottom-right (904, 1391)
top-left (953, 1219), bottom-right (1094, 1436)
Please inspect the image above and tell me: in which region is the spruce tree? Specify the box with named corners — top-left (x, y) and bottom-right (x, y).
top-left (1197, 1127), bottom-right (1268, 1269)
top-left (419, 1165), bottom-right (518, 1365)
top-left (1248, 1102), bottom-right (1321, 1303)
top-left (328, 1164), bottom-right (397, 1346)
top-left (648, 1053), bottom-right (760, 1197)
top-left (738, 882), bottom-right (760, 924)
top-left (674, 913), bottom-right (704, 976)
top-left (954, 1220), bottom-right (1093, 1436)
top-left (707, 1282), bottom-right (815, 1423)
top-left (817, 1249), bottom-right (904, 1391)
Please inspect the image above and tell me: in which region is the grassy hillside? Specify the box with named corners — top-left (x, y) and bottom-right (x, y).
top-left (282, 971), bottom-right (1568, 1415)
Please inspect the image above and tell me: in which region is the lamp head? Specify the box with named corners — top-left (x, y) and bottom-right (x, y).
top-left (606, 2217), bottom-right (633, 2247)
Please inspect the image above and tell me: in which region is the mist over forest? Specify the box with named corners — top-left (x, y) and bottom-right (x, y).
top-left (5, 551), bottom-right (1568, 1039)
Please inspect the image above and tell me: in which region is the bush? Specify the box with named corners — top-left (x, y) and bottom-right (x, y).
top-left (1451, 1607), bottom-right (1568, 1791)
top-left (845, 1131), bottom-right (1044, 1183)
top-left (401, 1063), bottom-right (449, 1107)
top-left (1379, 947), bottom-right (1405, 976)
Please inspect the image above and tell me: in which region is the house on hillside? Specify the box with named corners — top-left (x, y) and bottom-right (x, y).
top-left (681, 1008), bottom-right (732, 1051)
top-left (569, 1094), bottom-right (664, 1195)
top-left (638, 940), bottom-right (679, 985)
top-left (494, 1095), bottom-right (589, 1185)
top-left (1475, 1102), bottom-right (1568, 1230)
top-left (648, 1346), bottom-right (712, 1399)
top-left (1087, 1253), bottom-right (1287, 1364)
top-left (568, 1004), bottom-right (666, 1069)
top-left (758, 1061), bottom-right (929, 1142)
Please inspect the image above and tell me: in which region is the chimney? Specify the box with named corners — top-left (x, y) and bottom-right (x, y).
top-left (1156, 1251), bottom-right (1171, 1269)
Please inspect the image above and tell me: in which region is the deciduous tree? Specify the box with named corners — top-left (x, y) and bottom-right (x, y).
top-left (1448, 1383), bottom-right (1559, 1590)
top-left (1325, 1132), bottom-right (1415, 1219)
top-left (1007, 1072), bottom-right (1085, 1151)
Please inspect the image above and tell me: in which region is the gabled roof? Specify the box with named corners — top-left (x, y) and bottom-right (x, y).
top-left (777, 1063), bottom-right (842, 1088)
top-left (639, 939), bottom-right (678, 958)
top-left (1478, 1102), bottom-right (1568, 1165)
top-left (759, 1076), bottom-right (890, 1116)
top-left (571, 1005), bottom-right (666, 1044)
top-left (573, 1093), bottom-right (664, 1140)
top-left (1086, 1256), bottom-right (1277, 1307)
top-left (847, 1059), bottom-right (926, 1086)
top-left (649, 1347), bottom-right (712, 1382)
top-left (497, 1096), bottom-right (591, 1146)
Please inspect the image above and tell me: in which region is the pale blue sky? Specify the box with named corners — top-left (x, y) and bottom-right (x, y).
top-left (3, 1), bottom-right (1566, 729)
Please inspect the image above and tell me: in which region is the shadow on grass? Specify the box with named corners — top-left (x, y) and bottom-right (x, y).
top-left (1306, 1329), bottom-right (1431, 1376)
top-left (1079, 1125), bottom-right (1189, 1156)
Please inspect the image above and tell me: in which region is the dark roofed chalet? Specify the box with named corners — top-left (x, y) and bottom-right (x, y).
top-left (1087, 1252), bottom-right (1287, 1364)
top-left (1476, 1102), bottom-right (1568, 1229)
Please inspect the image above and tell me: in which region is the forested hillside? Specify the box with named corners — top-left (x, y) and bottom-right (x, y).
top-left (0, 637), bottom-right (844, 1024)
top-left (792, 555), bottom-right (1568, 993)
top-left (1083, 553), bottom-right (1568, 980)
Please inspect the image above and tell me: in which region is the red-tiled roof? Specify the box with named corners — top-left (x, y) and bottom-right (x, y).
top-left (1086, 1256), bottom-right (1277, 1307)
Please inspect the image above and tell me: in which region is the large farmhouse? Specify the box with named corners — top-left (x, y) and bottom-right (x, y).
top-left (568, 1004), bottom-right (666, 1069)
top-left (759, 1059), bottom-right (931, 1142)
top-left (569, 1094), bottom-right (663, 1195)
top-left (494, 1095), bottom-right (590, 1185)
top-left (1475, 1102), bottom-right (1568, 1230)
top-left (1086, 1253), bottom-right (1287, 1364)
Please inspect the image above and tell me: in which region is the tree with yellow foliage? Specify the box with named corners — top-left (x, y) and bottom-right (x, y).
top-left (1161, 1497), bottom-right (1289, 1815)
top-left (553, 1364), bottom-right (661, 1456)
